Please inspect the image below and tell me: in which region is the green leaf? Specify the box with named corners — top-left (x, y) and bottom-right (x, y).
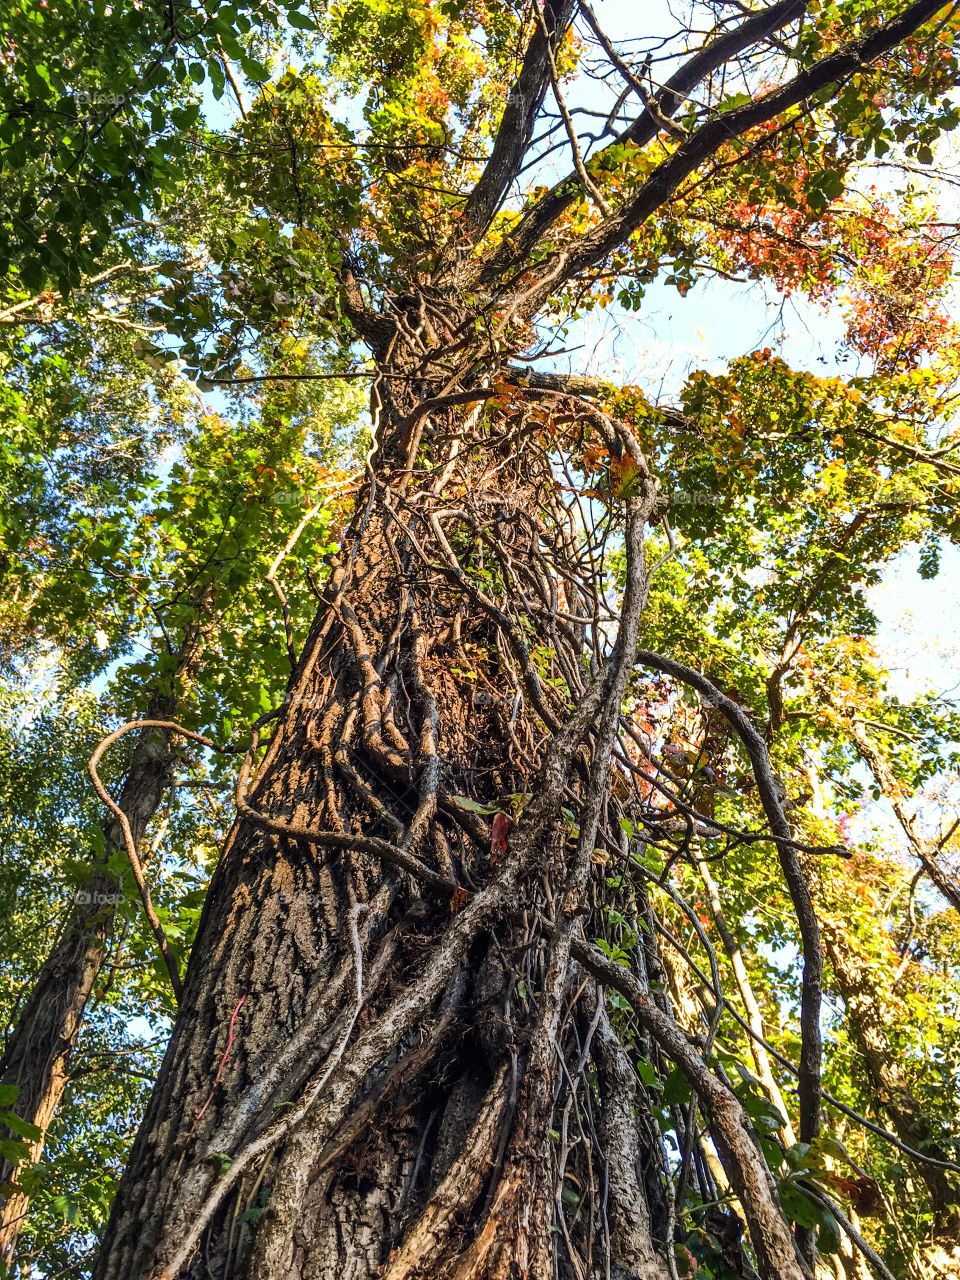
top-left (52, 1193), bottom-right (81, 1224)
top-left (210, 58), bottom-right (226, 100)
top-left (661, 1068), bottom-right (692, 1107)
top-left (0, 1138), bottom-right (29, 1166)
top-left (0, 1111), bottom-right (42, 1142)
top-left (288, 9), bottom-right (316, 29)
top-left (777, 1179), bottom-right (820, 1229)
top-left (448, 795), bottom-right (499, 815)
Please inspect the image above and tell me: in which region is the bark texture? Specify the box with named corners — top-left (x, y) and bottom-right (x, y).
top-left (87, 4), bottom-right (953, 1274)
top-left (88, 332), bottom-right (816, 1280)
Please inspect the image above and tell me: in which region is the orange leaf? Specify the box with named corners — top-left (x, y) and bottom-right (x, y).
top-left (611, 452), bottom-right (643, 497)
top-left (449, 886), bottom-right (471, 914)
top-left (583, 443), bottom-right (609, 472)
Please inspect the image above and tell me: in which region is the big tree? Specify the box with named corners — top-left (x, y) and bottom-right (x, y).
top-left (4, 1), bottom-right (960, 1278)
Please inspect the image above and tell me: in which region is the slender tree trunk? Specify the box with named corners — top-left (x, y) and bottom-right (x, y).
top-left (822, 927), bottom-right (959, 1226)
top-left (806, 760), bottom-right (959, 1228)
top-left (0, 711), bottom-right (176, 1265)
top-left (0, 601), bottom-right (213, 1266)
top-left (844, 718), bottom-right (960, 914)
top-left (695, 856), bottom-right (797, 1147)
top-left (92, 330), bottom-right (810, 1280)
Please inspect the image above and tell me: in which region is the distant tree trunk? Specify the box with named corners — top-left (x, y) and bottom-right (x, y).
top-left (805, 758), bottom-right (959, 1230)
top-left (822, 927), bottom-right (960, 1227)
top-left (92, 325), bottom-right (810, 1280)
top-left (844, 718), bottom-right (960, 914)
top-left (695, 855), bottom-right (797, 1148)
top-left (0, 714), bottom-right (176, 1266)
top-left (0, 609), bottom-right (210, 1267)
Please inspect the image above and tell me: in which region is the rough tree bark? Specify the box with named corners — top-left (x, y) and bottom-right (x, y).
top-left (89, 327), bottom-right (809, 1280)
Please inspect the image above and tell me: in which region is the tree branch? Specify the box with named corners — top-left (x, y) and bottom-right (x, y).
top-left (479, 0), bottom-right (807, 282)
top-left (634, 651), bottom-right (823, 1153)
top-left (572, 937), bottom-right (812, 1280)
top-left (498, 0), bottom-right (950, 305)
top-left (461, 0), bottom-right (577, 239)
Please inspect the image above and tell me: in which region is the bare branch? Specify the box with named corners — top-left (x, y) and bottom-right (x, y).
top-left (461, 0), bottom-right (577, 239)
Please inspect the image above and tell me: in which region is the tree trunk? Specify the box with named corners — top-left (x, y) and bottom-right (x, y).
top-left (0, 711), bottom-right (177, 1266)
top-left (0, 593), bottom-right (214, 1268)
top-left (695, 855), bottom-right (797, 1148)
top-left (807, 759), bottom-right (959, 1229)
top-left (844, 718), bottom-right (960, 914)
top-left (822, 927), bottom-right (959, 1227)
top-left (93, 329), bottom-right (810, 1280)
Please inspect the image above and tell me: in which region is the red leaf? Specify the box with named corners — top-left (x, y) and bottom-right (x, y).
top-left (491, 812), bottom-right (511, 859)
